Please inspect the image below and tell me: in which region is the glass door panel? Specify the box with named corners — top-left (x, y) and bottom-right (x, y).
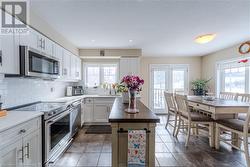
top-left (150, 65), bottom-right (169, 113)
top-left (150, 65), bottom-right (188, 114)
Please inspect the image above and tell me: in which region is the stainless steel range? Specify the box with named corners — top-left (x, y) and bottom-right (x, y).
top-left (14, 101), bottom-right (75, 166)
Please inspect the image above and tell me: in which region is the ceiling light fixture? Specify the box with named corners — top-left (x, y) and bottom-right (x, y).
top-left (129, 39), bottom-right (133, 43)
top-left (195, 34), bottom-right (216, 44)
top-left (91, 39), bottom-right (95, 42)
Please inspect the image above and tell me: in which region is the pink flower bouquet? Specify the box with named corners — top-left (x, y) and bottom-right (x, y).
top-left (121, 75), bottom-right (144, 92)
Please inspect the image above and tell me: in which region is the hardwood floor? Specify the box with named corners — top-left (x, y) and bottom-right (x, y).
top-left (54, 115), bottom-right (246, 167)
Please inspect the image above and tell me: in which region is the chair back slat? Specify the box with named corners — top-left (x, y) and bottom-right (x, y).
top-left (219, 92), bottom-right (237, 100)
top-left (164, 92), bottom-right (176, 112)
top-left (174, 94), bottom-right (190, 118)
top-left (244, 107), bottom-right (250, 133)
top-left (236, 93), bottom-right (250, 103)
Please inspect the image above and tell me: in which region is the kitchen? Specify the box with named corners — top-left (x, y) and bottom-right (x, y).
top-left (0, 0), bottom-right (250, 167)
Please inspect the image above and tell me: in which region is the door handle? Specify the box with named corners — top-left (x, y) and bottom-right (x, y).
top-left (19, 147), bottom-right (24, 163)
top-left (0, 50), bottom-right (2, 66)
top-left (25, 143), bottom-right (30, 158)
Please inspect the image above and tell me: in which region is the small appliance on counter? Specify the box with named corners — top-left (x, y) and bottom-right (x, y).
top-left (66, 86), bottom-right (84, 96)
top-left (66, 86), bottom-right (73, 96)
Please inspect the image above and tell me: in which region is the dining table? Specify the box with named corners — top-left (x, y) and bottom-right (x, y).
top-left (187, 96), bottom-right (250, 147)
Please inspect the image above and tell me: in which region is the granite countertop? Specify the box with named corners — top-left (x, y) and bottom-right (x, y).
top-left (0, 111), bottom-right (43, 132)
top-left (109, 98), bottom-right (160, 123)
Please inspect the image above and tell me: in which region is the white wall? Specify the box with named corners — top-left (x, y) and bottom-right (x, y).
top-left (0, 76), bottom-right (72, 109)
top-left (140, 56), bottom-right (201, 107)
top-left (201, 42), bottom-right (250, 92)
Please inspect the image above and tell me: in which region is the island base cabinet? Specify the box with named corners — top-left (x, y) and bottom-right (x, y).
top-left (111, 123), bottom-right (156, 167)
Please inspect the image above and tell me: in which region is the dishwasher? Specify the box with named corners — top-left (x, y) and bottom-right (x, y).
top-left (70, 100), bottom-right (82, 137)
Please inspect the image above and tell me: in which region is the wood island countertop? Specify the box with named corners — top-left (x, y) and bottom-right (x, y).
top-left (109, 98), bottom-right (160, 123)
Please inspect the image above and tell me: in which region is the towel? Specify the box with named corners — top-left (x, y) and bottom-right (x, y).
top-left (128, 130), bottom-right (146, 167)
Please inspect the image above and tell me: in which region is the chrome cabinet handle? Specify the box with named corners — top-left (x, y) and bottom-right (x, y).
top-left (43, 39), bottom-right (46, 49)
top-left (19, 147), bottom-right (24, 163)
top-left (38, 38), bottom-right (43, 48)
top-left (25, 143), bottom-right (30, 158)
top-left (19, 129), bottom-right (26, 134)
top-left (0, 50), bottom-right (2, 66)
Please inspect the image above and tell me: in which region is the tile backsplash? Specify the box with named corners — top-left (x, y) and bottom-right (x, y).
top-left (0, 75), bottom-right (72, 108)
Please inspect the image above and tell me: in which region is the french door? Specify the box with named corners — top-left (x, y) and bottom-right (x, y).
top-left (150, 64), bottom-right (188, 113)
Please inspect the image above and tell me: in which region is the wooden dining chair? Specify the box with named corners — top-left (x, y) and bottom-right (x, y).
top-left (164, 92), bottom-right (178, 136)
top-left (174, 94), bottom-right (215, 147)
top-left (219, 92), bottom-right (237, 100)
top-left (215, 107), bottom-right (250, 167)
top-left (234, 93), bottom-right (250, 121)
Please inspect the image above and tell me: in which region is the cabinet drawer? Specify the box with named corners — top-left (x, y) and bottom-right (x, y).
top-left (0, 117), bottom-right (41, 147)
top-left (94, 97), bottom-right (115, 104)
top-left (189, 102), bottom-right (215, 113)
top-left (83, 98), bottom-right (94, 104)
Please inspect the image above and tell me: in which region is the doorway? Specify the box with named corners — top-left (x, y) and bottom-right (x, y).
top-left (150, 64), bottom-right (189, 113)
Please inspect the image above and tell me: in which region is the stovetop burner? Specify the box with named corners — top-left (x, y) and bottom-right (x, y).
top-left (14, 102), bottom-right (68, 120)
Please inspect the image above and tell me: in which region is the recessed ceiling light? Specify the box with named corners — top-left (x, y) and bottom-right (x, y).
top-left (129, 39), bottom-right (133, 42)
top-left (91, 40), bottom-right (95, 42)
top-left (195, 34), bottom-right (216, 44)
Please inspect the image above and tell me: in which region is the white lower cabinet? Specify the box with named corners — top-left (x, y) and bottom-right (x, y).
top-left (93, 104), bottom-right (109, 122)
top-left (0, 117), bottom-right (42, 167)
top-left (84, 104), bottom-right (94, 123)
top-left (83, 97), bottom-right (115, 124)
top-left (0, 139), bottom-right (23, 167)
top-left (23, 130), bottom-right (41, 167)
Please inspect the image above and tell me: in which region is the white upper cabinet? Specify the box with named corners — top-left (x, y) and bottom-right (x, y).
top-left (76, 57), bottom-right (82, 80)
top-left (70, 54), bottom-right (77, 80)
top-left (0, 10), bottom-right (20, 74)
top-left (20, 27), bottom-right (54, 57)
top-left (119, 57), bottom-right (140, 79)
top-left (62, 50), bottom-right (72, 80)
top-left (70, 55), bottom-right (82, 81)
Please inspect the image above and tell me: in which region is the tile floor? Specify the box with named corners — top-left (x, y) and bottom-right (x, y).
top-left (54, 115), bottom-right (247, 167)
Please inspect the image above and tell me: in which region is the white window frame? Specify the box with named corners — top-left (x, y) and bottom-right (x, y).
top-left (83, 62), bottom-right (119, 87)
top-left (216, 57), bottom-right (250, 96)
top-left (149, 64), bottom-right (189, 113)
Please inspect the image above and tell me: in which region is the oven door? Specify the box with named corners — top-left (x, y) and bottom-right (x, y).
top-left (45, 109), bottom-right (71, 163)
top-left (20, 46), bottom-right (60, 79)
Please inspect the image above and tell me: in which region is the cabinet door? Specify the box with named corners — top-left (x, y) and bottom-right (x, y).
top-left (76, 57), bottom-right (81, 80)
top-left (20, 28), bottom-right (40, 52)
top-left (0, 139), bottom-right (23, 167)
top-left (23, 130), bottom-right (42, 167)
top-left (0, 33), bottom-right (18, 74)
top-left (93, 104), bottom-right (109, 122)
top-left (119, 58), bottom-right (139, 79)
top-left (54, 44), bottom-right (63, 77)
top-left (62, 50), bottom-right (71, 80)
top-left (84, 104), bottom-right (93, 122)
top-left (43, 37), bottom-right (53, 57)
top-left (81, 101), bottom-right (85, 126)
top-left (70, 55), bottom-right (77, 80)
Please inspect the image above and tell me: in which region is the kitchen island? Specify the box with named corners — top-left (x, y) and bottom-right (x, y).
top-left (109, 98), bottom-right (160, 167)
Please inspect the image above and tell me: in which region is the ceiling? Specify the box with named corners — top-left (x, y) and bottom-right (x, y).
top-left (30, 0), bottom-right (250, 57)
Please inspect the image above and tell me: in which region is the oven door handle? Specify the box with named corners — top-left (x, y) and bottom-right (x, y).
top-left (45, 109), bottom-right (71, 125)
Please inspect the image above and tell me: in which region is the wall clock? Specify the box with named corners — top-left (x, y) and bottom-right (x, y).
top-left (239, 41), bottom-right (250, 54)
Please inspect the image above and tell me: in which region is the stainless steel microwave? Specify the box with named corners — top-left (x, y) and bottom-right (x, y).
top-left (19, 46), bottom-right (60, 79)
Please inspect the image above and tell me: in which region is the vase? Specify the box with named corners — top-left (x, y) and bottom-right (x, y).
top-left (125, 90), bottom-right (139, 113)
